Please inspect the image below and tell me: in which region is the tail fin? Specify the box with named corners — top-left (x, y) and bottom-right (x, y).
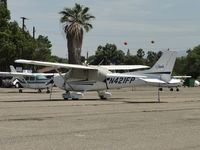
top-left (10, 65), bottom-right (17, 73)
top-left (146, 50), bottom-right (177, 82)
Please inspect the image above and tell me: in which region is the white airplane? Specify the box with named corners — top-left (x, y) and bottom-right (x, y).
top-left (125, 50), bottom-right (180, 91)
top-left (194, 80), bottom-right (200, 86)
top-left (0, 66), bottom-right (54, 93)
top-left (15, 50), bottom-right (176, 100)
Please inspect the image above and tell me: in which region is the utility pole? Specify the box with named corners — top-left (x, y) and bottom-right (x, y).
top-left (33, 26), bottom-right (36, 39)
top-left (86, 51), bottom-right (89, 60)
top-left (20, 17), bottom-right (28, 31)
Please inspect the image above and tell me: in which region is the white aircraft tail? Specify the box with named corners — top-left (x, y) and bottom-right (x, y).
top-left (144, 50), bottom-right (177, 82)
top-left (10, 65), bottom-right (17, 73)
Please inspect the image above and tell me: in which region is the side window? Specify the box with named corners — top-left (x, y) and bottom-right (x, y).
top-left (30, 76), bottom-right (35, 81)
top-left (24, 76), bottom-right (29, 81)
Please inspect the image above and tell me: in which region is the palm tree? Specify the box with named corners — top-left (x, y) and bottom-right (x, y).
top-left (59, 3), bottom-right (95, 64)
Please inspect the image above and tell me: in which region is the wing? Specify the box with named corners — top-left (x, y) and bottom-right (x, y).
top-left (15, 59), bottom-right (97, 70)
top-left (0, 71), bottom-right (34, 77)
top-left (100, 65), bottom-right (149, 71)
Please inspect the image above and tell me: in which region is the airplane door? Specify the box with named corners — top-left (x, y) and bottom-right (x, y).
top-left (29, 76), bottom-right (36, 88)
top-left (24, 76), bottom-right (30, 88)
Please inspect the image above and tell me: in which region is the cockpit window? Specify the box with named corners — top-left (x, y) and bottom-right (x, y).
top-left (36, 75), bottom-right (47, 80)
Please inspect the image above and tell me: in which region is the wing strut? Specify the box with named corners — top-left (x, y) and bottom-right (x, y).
top-left (55, 68), bottom-right (74, 91)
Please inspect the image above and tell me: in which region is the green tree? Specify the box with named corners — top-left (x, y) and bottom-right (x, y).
top-left (124, 55), bottom-right (143, 65)
top-left (146, 51), bottom-right (162, 67)
top-left (0, 0), bottom-right (9, 30)
top-left (89, 43), bottom-right (125, 65)
top-left (33, 35), bottom-right (52, 61)
top-left (59, 3), bottom-right (95, 64)
top-left (137, 48), bottom-right (145, 59)
top-left (186, 45), bottom-right (200, 78)
top-left (173, 56), bottom-right (187, 75)
top-left (0, 0), bottom-right (7, 7)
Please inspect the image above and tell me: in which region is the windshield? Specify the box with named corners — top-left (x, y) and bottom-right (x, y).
top-left (36, 75), bottom-right (47, 80)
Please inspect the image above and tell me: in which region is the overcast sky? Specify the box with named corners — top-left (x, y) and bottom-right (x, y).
top-left (7, 0), bottom-right (200, 58)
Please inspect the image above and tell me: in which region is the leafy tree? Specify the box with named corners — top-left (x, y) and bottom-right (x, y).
top-left (0, 1), bottom-right (66, 71)
top-left (0, 0), bottom-right (7, 7)
top-left (173, 56), bottom-right (187, 75)
top-left (124, 55), bottom-right (143, 65)
top-left (89, 43), bottom-right (125, 65)
top-left (185, 45), bottom-right (200, 78)
top-left (0, 0), bottom-right (9, 30)
top-left (137, 48), bottom-right (145, 59)
top-left (146, 51), bottom-right (162, 67)
top-left (59, 3), bottom-right (95, 64)
top-left (33, 35), bottom-right (52, 61)
top-left (50, 55), bottom-right (68, 63)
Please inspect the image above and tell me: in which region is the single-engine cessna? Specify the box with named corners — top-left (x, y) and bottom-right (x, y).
top-left (125, 50), bottom-right (180, 91)
top-left (15, 50), bottom-right (177, 100)
top-left (0, 66), bottom-right (54, 93)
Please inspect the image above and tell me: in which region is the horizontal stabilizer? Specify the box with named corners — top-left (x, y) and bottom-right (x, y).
top-left (107, 73), bottom-right (146, 78)
top-left (140, 78), bottom-right (166, 84)
top-left (101, 65), bottom-right (149, 70)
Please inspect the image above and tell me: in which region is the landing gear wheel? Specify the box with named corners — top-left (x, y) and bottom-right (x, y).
top-left (38, 89), bottom-right (42, 93)
top-left (46, 89), bottom-right (50, 93)
top-left (62, 91), bottom-right (83, 100)
top-left (19, 89), bottom-right (23, 93)
top-left (170, 88), bottom-right (173, 91)
top-left (100, 96), bottom-right (107, 100)
top-left (98, 91), bottom-right (112, 100)
top-left (176, 88), bottom-right (179, 92)
top-left (159, 88), bottom-right (163, 91)
top-left (15, 82), bottom-right (22, 88)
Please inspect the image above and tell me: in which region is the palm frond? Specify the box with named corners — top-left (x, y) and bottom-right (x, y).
top-left (81, 7), bottom-right (89, 15)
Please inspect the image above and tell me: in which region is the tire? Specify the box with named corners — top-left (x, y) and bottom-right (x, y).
top-left (0, 79), bottom-right (2, 87)
top-left (15, 82), bottom-right (21, 88)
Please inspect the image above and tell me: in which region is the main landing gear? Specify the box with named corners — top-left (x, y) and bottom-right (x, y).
top-left (159, 87), bottom-right (180, 92)
top-left (170, 88), bottom-right (179, 92)
top-left (62, 91), bottom-right (84, 100)
top-left (98, 91), bottom-right (112, 100)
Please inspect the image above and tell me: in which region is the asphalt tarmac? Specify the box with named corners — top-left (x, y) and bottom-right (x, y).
top-left (0, 86), bottom-right (200, 150)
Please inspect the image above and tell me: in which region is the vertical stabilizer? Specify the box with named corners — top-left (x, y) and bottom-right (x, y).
top-left (10, 65), bottom-right (17, 73)
top-left (145, 50), bottom-right (177, 82)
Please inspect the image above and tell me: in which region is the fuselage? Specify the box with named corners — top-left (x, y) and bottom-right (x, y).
top-left (15, 74), bottom-right (52, 89)
top-left (53, 69), bottom-right (145, 91)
